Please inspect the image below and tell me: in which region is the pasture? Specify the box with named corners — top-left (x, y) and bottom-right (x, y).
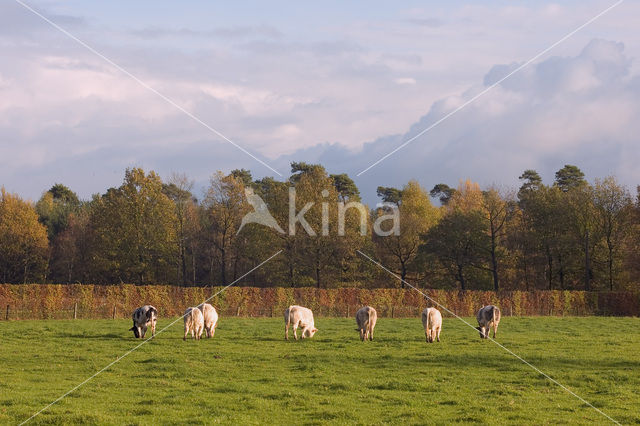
top-left (1, 316), bottom-right (639, 424)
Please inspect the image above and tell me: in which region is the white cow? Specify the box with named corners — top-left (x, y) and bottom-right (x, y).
top-left (355, 306), bottom-right (377, 341)
top-left (183, 307), bottom-right (204, 341)
top-left (130, 305), bottom-right (157, 339)
top-left (197, 303), bottom-right (219, 338)
top-left (421, 307), bottom-right (442, 343)
top-left (476, 305), bottom-right (501, 339)
top-left (284, 305), bottom-right (318, 340)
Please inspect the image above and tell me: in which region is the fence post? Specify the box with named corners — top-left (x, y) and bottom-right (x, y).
top-left (5, 305), bottom-right (9, 321)
top-left (346, 306), bottom-right (349, 318)
top-left (237, 306), bottom-right (241, 317)
top-left (112, 305), bottom-right (117, 319)
top-left (391, 306), bottom-right (395, 318)
top-left (73, 302), bottom-right (78, 319)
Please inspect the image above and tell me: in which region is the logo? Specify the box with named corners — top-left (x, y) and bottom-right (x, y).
top-left (238, 187), bottom-right (399, 236)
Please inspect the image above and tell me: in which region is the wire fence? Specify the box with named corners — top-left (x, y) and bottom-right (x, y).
top-left (2, 297), bottom-right (637, 321)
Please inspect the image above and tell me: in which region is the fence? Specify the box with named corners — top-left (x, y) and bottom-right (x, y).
top-left (1, 284), bottom-right (638, 320)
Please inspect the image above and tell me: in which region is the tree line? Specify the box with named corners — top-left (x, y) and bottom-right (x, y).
top-left (1, 163), bottom-right (639, 291)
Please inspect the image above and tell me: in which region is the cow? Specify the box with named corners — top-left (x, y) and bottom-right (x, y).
top-left (197, 303), bottom-right (219, 338)
top-left (284, 305), bottom-right (318, 340)
top-left (476, 305), bottom-right (501, 339)
top-left (129, 305), bottom-right (157, 339)
top-left (183, 307), bottom-right (204, 341)
top-left (421, 307), bottom-right (442, 343)
top-left (355, 306), bottom-right (377, 341)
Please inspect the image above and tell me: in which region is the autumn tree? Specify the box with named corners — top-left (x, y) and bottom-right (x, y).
top-left (593, 177), bottom-right (633, 290)
top-left (51, 206), bottom-right (94, 283)
top-left (35, 184), bottom-right (81, 240)
top-left (374, 180), bottom-right (440, 286)
top-left (0, 188), bottom-right (49, 283)
top-left (421, 209), bottom-right (487, 290)
top-left (163, 173), bottom-right (197, 286)
top-left (202, 172), bottom-right (248, 285)
top-left (91, 168), bottom-right (178, 284)
top-left (480, 188), bottom-right (513, 291)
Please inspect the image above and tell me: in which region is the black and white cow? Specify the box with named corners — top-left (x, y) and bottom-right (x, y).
top-left (476, 305), bottom-right (501, 339)
top-left (130, 305), bottom-right (158, 338)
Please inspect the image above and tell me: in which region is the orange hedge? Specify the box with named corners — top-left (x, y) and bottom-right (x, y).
top-left (0, 284), bottom-right (638, 320)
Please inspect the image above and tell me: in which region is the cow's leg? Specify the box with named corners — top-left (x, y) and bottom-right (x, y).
top-left (436, 327), bottom-right (440, 342)
top-left (360, 328), bottom-right (365, 341)
top-left (141, 325), bottom-right (147, 339)
top-left (151, 322), bottom-right (156, 337)
top-left (183, 326), bottom-right (188, 341)
top-left (293, 323), bottom-right (298, 340)
top-left (369, 326), bottom-right (374, 341)
top-left (211, 323), bottom-right (217, 337)
top-left (492, 324), bottom-right (498, 338)
top-left (425, 330), bottom-right (429, 343)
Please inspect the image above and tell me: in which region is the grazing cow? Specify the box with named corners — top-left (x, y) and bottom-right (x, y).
top-left (183, 307), bottom-right (204, 341)
top-left (421, 307), bottom-right (442, 343)
top-left (197, 303), bottom-right (219, 338)
top-left (355, 306), bottom-right (377, 341)
top-left (284, 305), bottom-right (318, 340)
top-left (130, 305), bottom-right (157, 339)
top-left (476, 305), bottom-right (501, 339)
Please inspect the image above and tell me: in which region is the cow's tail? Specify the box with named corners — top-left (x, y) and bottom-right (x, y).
top-left (492, 306), bottom-right (497, 324)
top-left (284, 306), bottom-right (291, 325)
top-left (423, 309), bottom-right (429, 330)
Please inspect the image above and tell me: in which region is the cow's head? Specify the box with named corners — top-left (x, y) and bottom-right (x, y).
top-left (130, 323), bottom-right (140, 338)
top-left (307, 327), bottom-right (318, 338)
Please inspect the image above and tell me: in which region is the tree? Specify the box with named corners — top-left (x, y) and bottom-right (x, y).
top-left (376, 186), bottom-right (402, 206)
top-left (518, 170), bottom-right (543, 194)
top-left (202, 172), bottom-right (248, 285)
top-left (374, 180), bottom-right (439, 286)
top-left (593, 177), bottom-right (633, 290)
top-left (554, 165), bottom-right (586, 192)
top-left (35, 184), bottom-right (81, 240)
top-left (330, 173), bottom-right (360, 201)
top-left (0, 188), bottom-right (49, 283)
top-left (50, 207), bottom-right (92, 283)
top-left (289, 162), bottom-right (326, 184)
top-left (163, 173), bottom-right (196, 286)
top-left (430, 183), bottom-right (457, 205)
top-left (230, 169), bottom-right (254, 188)
top-left (91, 168), bottom-right (178, 284)
top-left (421, 209), bottom-right (487, 290)
top-left (480, 188), bottom-right (512, 291)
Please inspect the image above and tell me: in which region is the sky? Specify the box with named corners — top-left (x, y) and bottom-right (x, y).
top-left (1, 0), bottom-right (638, 205)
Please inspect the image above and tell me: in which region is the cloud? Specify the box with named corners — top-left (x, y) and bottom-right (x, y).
top-left (1, 0), bottom-right (637, 204)
top-left (404, 17), bottom-right (444, 28)
top-left (130, 25), bottom-right (283, 40)
top-left (272, 39), bottom-right (640, 205)
top-left (394, 77), bottom-right (416, 85)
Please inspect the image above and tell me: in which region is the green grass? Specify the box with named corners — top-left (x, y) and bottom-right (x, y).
top-left (1, 316), bottom-right (639, 425)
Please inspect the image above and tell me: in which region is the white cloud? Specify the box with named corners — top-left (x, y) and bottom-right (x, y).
top-left (394, 77), bottom-right (416, 85)
top-left (0, 1), bottom-right (637, 202)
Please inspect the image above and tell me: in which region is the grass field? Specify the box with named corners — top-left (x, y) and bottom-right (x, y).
top-left (1, 316), bottom-right (639, 425)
